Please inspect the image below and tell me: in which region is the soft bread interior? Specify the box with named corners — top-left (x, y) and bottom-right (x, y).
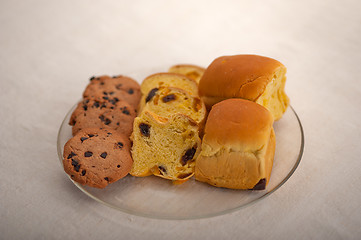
top-left (140, 73), bottom-right (198, 96)
top-left (138, 73), bottom-right (199, 112)
top-left (255, 67), bottom-right (289, 120)
top-left (130, 111), bottom-right (201, 181)
top-left (142, 87), bottom-right (206, 126)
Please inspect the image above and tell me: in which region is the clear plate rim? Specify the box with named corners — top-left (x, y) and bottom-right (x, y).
top-left (57, 104), bottom-right (304, 220)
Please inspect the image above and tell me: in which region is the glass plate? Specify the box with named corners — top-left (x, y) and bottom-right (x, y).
top-left (57, 99), bottom-right (304, 220)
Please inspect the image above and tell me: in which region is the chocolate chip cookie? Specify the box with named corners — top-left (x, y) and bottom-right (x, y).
top-left (63, 128), bottom-right (133, 188)
top-left (83, 75), bottom-right (141, 109)
top-left (69, 98), bottom-right (136, 136)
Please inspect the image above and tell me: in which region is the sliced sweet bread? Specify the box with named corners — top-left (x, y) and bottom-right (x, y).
top-left (141, 87), bottom-right (206, 128)
top-left (168, 64), bottom-right (205, 84)
top-left (130, 111), bottom-right (201, 181)
top-left (138, 73), bottom-right (199, 112)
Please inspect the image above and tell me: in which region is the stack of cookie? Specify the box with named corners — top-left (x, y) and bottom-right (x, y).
top-left (63, 75), bottom-right (141, 188)
top-left (130, 65), bottom-right (207, 183)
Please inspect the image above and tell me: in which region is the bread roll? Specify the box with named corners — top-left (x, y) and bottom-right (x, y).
top-left (168, 64), bottom-right (205, 84)
top-left (195, 99), bottom-right (275, 190)
top-left (198, 54), bottom-right (289, 120)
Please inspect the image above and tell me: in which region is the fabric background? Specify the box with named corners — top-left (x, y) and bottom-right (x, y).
top-left (1, 0), bottom-right (360, 239)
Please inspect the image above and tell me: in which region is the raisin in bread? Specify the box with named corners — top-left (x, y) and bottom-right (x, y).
top-left (138, 73), bottom-right (199, 112)
top-left (168, 64), bottom-right (205, 84)
top-left (141, 87), bottom-right (206, 128)
top-left (130, 111), bottom-right (201, 181)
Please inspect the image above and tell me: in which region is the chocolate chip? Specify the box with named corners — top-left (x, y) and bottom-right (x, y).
top-left (88, 134), bottom-right (94, 138)
top-left (67, 152), bottom-right (77, 159)
top-left (117, 165), bottom-right (120, 168)
top-left (107, 132), bottom-right (112, 136)
top-left (84, 151), bottom-right (93, 157)
top-left (100, 152), bottom-right (107, 159)
top-left (74, 164), bottom-right (80, 172)
top-left (71, 159), bottom-right (78, 166)
top-left (117, 142), bottom-right (123, 149)
top-left (104, 177), bottom-right (109, 182)
top-left (250, 178), bottom-right (266, 190)
top-left (181, 147), bottom-right (196, 166)
top-left (109, 92), bottom-right (114, 95)
top-left (99, 115), bottom-right (111, 124)
top-left (82, 104), bottom-right (88, 111)
top-left (100, 82), bottom-right (104, 85)
top-left (93, 101), bottom-right (100, 108)
top-left (139, 123), bottom-right (150, 137)
top-left (112, 75), bottom-right (118, 78)
top-left (81, 170), bottom-right (86, 176)
top-left (115, 84), bottom-right (122, 90)
top-left (80, 137), bottom-right (88, 142)
top-left (89, 76), bottom-right (95, 81)
top-left (122, 107), bottom-right (130, 115)
top-left (103, 96), bottom-right (109, 100)
top-left (100, 103), bottom-right (107, 109)
top-left (103, 91), bottom-right (108, 95)
top-left (162, 94), bottom-right (176, 103)
top-left (128, 88), bottom-right (134, 94)
top-left (116, 122), bottom-right (120, 126)
top-left (104, 118), bottom-right (111, 125)
top-left (145, 88), bottom-right (158, 102)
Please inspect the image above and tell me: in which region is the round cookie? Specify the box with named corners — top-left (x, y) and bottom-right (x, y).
top-left (63, 128), bottom-right (133, 188)
top-left (83, 75), bottom-right (141, 109)
top-left (69, 98), bottom-right (136, 136)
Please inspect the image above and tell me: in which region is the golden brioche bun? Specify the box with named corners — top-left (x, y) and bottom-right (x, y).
top-left (195, 99), bottom-right (275, 190)
top-left (198, 54), bottom-right (289, 120)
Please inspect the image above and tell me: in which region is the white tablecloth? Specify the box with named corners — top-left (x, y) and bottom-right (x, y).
top-left (1, 0), bottom-right (361, 239)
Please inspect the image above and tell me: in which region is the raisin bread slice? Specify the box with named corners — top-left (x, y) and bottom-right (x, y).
top-left (130, 111), bottom-right (201, 181)
top-left (138, 73), bottom-right (199, 112)
top-left (141, 87), bottom-right (206, 129)
top-left (168, 64), bottom-right (205, 84)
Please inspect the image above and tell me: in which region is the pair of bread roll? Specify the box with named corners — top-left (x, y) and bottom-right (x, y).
top-left (195, 54), bottom-right (289, 190)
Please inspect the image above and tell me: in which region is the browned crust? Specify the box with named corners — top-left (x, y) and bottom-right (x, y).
top-left (199, 54), bottom-right (285, 103)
